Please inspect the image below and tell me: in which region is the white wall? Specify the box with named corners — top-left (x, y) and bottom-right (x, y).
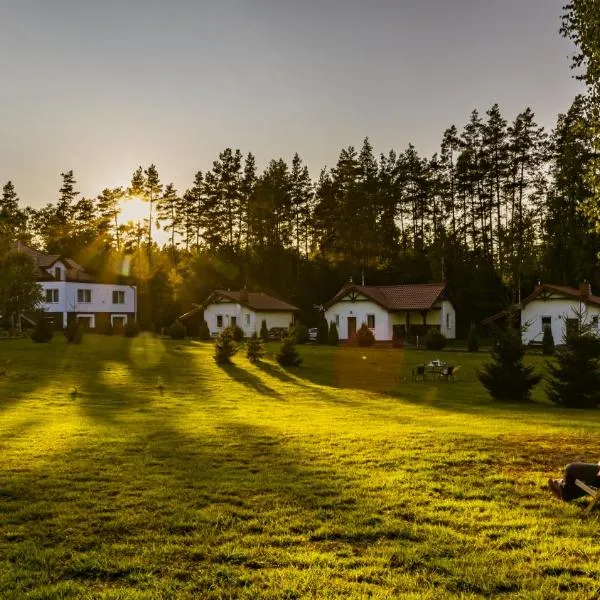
top-left (204, 302), bottom-right (294, 337)
top-left (522, 299), bottom-right (600, 344)
top-left (440, 300), bottom-right (456, 339)
top-left (325, 300), bottom-right (390, 341)
top-left (38, 282), bottom-right (136, 327)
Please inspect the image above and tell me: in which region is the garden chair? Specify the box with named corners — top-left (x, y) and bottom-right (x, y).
top-left (440, 365), bottom-right (460, 382)
top-left (575, 479), bottom-right (600, 513)
top-left (412, 364), bottom-right (426, 382)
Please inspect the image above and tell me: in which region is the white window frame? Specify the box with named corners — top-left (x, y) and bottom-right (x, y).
top-left (446, 313), bottom-right (450, 329)
top-left (46, 288), bottom-right (59, 303)
top-left (77, 289), bottom-right (91, 303)
top-left (245, 313), bottom-right (250, 325)
top-left (541, 316), bottom-right (552, 330)
top-left (231, 315), bottom-right (237, 327)
top-left (335, 314), bottom-right (340, 326)
top-left (112, 290), bottom-right (125, 304)
top-left (216, 314), bottom-right (223, 328)
top-left (76, 314), bottom-right (95, 328)
top-left (367, 314), bottom-right (375, 329)
top-left (110, 314), bottom-right (128, 326)
top-left (54, 267), bottom-right (62, 281)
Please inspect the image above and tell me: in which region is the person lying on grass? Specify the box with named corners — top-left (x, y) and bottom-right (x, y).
top-left (548, 463), bottom-right (600, 501)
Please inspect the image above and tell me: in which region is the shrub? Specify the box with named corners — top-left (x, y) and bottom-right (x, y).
top-left (276, 336), bottom-right (302, 367)
top-left (328, 321), bottom-right (339, 346)
top-left (542, 325), bottom-right (555, 356)
top-left (317, 315), bottom-right (329, 345)
top-left (246, 332), bottom-right (264, 363)
top-left (227, 325), bottom-right (244, 342)
top-left (356, 323), bottom-right (375, 347)
top-left (124, 320), bottom-right (141, 338)
top-left (64, 320), bottom-right (84, 344)
top-left (166, 319), bottom-right (186, 340)
top-left (478, 325), bottom-right (541, 402)
top-left (214, 327), bottom-right (238, 364)
top-left (547, 320), bottom-right (600, 408)
top-left (260, 319), bottom-right (269, 342)
top-left (467, 323), bottom-right (480, 352)
top-left (198, 319), bottom-right (211, 340)
top-left (289, 323), bottom-right (309, 344)
top-left (424, 328), bottom-right (446, 350)
top-left (31, 318), bottom-right (53, 343)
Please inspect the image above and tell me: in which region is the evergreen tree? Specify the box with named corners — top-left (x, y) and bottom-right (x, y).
top-left (467, 323), bottom-right (480, 352)
top-left (542, 325), bottom-right (555, 356)
top-left (214, 326), bottom-right (237, 364)
top-left (97, 187), bottom-right (125, 250)
top-left (289, 153), bottom-right (313, 257)
top-left (260, 319), bottom-right (269, 342)
top-left (31, 317), bottom-right (53, 343)
top-left (276, 336), bottom-right (302, 367)
top-left (317, 314), bottom-right (329, 344)
top-left (158, 183), bottom-right (182, 256)
top-left (478, 324), bottom-right (541, 402)
top-left (328, 320), bottom-right (339, 346)
top-left (246, 331), bottom-right (264, 363)
top-left (0, 181), bottom-right (25, 241)
top-left (547, 315), bottom-right (600, 408)
top-left (199, 319), bottom-right (211, 340)
top-left (144, 164), bottom-right (162, 252)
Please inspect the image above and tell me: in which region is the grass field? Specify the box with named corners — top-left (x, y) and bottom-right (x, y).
top-left (1, 335), bottom-right (600, 599)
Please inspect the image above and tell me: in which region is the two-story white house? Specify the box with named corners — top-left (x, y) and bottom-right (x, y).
top-left (15, 244), bottom-right (136, 330)
top-left (323, 282), bottom-right (456, 342)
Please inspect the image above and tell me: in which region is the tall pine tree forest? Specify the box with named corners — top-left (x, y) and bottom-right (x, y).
top-left (2, 101), bottom-right (599, 334)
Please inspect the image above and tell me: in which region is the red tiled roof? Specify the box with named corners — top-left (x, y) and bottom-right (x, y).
top-left (521, 283), bottom-right (600, 308)
top-left (206, 290), bottom-right (299, 312)
top-left (10, 243), bottom-right (93, 282)
top-left (325, 283), bottom-right (448, 311)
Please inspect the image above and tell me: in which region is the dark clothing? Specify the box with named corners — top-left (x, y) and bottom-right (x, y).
top-left (561, 462), bottom-right (600, 501)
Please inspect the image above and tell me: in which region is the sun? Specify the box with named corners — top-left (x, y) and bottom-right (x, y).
top-left (117, 195), bottom-right (149, 225)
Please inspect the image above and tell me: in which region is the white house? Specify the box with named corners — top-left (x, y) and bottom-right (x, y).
top-left (202, 289), bottom-right (298, 337)
top-left (14, 244), bottom-right (136, 330)
top-left (323, 283), bottom-right (456, 342)
top-left (484, 282), bottom-right (600, 345)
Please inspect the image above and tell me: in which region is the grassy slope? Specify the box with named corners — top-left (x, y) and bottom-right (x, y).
top-left (0, 336), bottom-right (599, 599)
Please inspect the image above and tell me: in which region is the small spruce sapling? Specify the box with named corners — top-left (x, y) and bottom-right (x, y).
top-left (317, 315), bottom-right (329, 345)
top-left (542, 325), bottom-right (555, 356)
top-left (65, 320), bottom-right (84, 344)
top-left (214, 327), bottom-right (238, 364)
top-left (276, 336), bottom-right (302, 367)
top-left (260, 319), bottom-right (269, 342)
top-left (356, 323), bottom-right (375, 347)
top-left (246, 332), bottom-right (264, 363)
top-left (198, 319), bottom-right (211, 340)
top-left (328, 321), bottom-right (339, 346)
top-left (166, 319), bottom-right (186, 340)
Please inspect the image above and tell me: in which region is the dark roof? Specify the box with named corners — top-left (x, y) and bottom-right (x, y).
top-left (204, 290), bottom-right (299, 312)
top-left (325, 283), bottom-right (448, 311)
top-left (10, 243), bottom-right (94, 282)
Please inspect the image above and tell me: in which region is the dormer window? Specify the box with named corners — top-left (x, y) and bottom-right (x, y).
top-left (54, 267), bottom-right (61, 280)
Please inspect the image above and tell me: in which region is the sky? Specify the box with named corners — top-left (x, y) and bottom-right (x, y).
top-left (0, 0), bottom-right (585, 209)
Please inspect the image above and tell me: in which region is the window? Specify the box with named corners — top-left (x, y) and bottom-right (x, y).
top-left (77, 289), bottom-right (91, 303)
top-left (45, 289), bottom-right (59, 303)
top-left (446, 313), bottom-right (450, 329)
top-left (542, 316), bottom-right (551, 330)
top-left (335, 314), bottom-right (340, 326)
top-left (245, 313), bottom-right (250, 325)
top-left (231, 316), bottom-right (237, 327)
top-left (367, 314), bottom-right (375, 329)
top-left (216, 315), bottom-right (223, 328)
top-left (112, 316), bottom-right (125, 327)
top-left (112, 290), bottom-right (125, 304)
top-left (54, 267), bottom-right (61, 280)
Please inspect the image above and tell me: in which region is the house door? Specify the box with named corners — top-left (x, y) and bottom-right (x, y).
top-left (347, 316), bottom-right (357, 339)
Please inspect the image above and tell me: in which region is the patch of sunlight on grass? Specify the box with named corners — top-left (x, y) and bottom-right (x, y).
top-left (129, 333), bottom-right (165, 370)
top-left (101, 361), bottom-right (133, 386)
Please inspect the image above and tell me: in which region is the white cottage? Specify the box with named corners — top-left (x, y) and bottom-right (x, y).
top-left (518, 282), bottom-right (600, 344)
top-left (13, 243), bottom-right (136, 330)
top-left (323, 283), bottom-right (456, 342)
top-left (202, 289), bottom-right (298, 337)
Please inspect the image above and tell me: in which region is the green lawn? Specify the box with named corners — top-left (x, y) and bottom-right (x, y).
top-left (1, 336), bottom-right (600, 599)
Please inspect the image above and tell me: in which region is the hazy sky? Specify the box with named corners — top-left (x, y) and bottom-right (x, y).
top-left (0, 0), bottom-right (584, 208)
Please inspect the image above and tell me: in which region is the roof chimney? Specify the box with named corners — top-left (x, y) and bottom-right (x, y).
top-left (240, 287), bottom-right (249, 302)
top-left (580, 280), bottom-right (591, 299)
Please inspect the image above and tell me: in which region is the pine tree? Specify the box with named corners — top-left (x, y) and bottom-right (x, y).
top-left (97, 187), bottom-right (125, 249)
top-left (547, 315), bottom-right (600, 408)
top-left (158, 183), bottom-right (181, 256)
top-left (214, 326), bottom-right (237, 364)
top-left (478, 324), bottom-right (540, 402)
top-left (199, 319), bottom-right (210, 341)
top-left (542, 325), bottom-right (555, 356)
top-left (144, 164), bottom-right (162, 255)
top-left (276, 336), bottom-right (302, 367)
top-left (317, 314), bottom-right (329, 345)
top-left (0, 181), bottom-right (25, 242)
top-left (260, 319), bottom-right (269, 342)
top-left (328, 321), bottom-right (339, 346)
top-left (246, 331), bottom-right (264, 363)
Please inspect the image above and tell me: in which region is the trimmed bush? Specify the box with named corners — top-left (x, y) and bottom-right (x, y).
top-left (31, 318), bottom-right (53, 343)
top-left (478, 325), bottom-right (541, 402)
top-left (276, 336), bottom-right (302, 367)
top-left (214, 327), bottom-right (238, 364)
top-left (328, 321), bottom-right (339, 346)
top-left (227, 325), bottom-right (244, 342)
top-left (246, 332), bottom-right (264, 363)
top-left (467, 324), bottom-right (480, 352)
top-left (260, 319), bottom-right (269, 342)
top-left (289, 323), bottom-right (309, 344)
top-left (65, 320), bottom-right (84, 344)
top-left (166, 319), bottom-right (186, 340)
top-left (356, 323), bottom-right (375, 347)
top-left (424, 328), bottom-right (446, 350)
top-left (317, 315), bottom-right (329, 345)
top-left (124, 321), bottom-right (141, 338)
top-left (542, 325), bottom-right (555, 356)
top-left (198, 319), bottom-right (211, 340)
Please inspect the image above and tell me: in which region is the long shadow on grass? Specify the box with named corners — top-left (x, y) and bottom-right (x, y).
top-left (217, 363), bottom-right (281, 398)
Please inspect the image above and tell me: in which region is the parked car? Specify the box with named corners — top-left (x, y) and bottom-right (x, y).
top-left (268, 327), bottom-right (288, 341)
top-left (308, 327), bottom-right (318, 342)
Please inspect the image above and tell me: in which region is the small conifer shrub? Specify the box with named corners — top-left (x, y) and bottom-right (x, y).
top-left (260, 319), bottom-right (269, 342)
top-left (246, 332), bottom-right (264, 363)
top-left (289, 323), bottom-right (309, 344)
top-left (64, 320), bottom-right (84, 344)
top-left (542, 325), bottom-right (555, 356)
top-left (124, 321), bottom-right (141, 338)
top-left (467, 323), bottom-right (480, 352)
top-left (166, 319), bottom-right (186, 340)
top-left (227, 325), bottom-right (244, 342)
top-left (424, 328), bottom-right (446, 350)
top-left (328, 321), bottom-right (339, 346)
top-left (198, 319), bottom-right (211, 340)
top-left (317, 315), bottom-right (329, 345)
top-left (356, 323), bottom-right (375, 347)
top-left (214, 327), bottom-right (238, 364)
top-left (31, 318), bottom-right (53, 343)
top-left (276, 336), bottom-right (302, 367)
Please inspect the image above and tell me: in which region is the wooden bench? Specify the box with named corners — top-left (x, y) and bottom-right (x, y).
top-left (575, 479), bottom-right (600, 513)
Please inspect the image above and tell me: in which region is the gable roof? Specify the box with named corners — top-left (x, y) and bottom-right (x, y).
top-left (204, 290), bottom-right (299, 312)
top-left (325, 283), bottom-right (448, 311)
top-left (10, 243), bottom-right (93, 282)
